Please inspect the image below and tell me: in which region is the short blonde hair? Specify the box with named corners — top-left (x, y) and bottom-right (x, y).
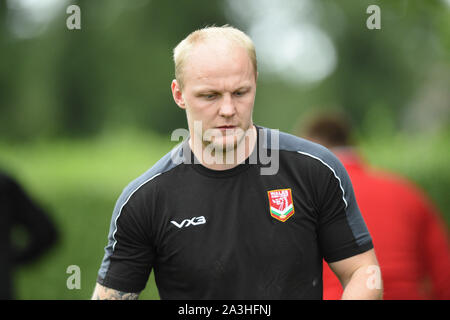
top-left (173, 25), bottom-right (257, 89)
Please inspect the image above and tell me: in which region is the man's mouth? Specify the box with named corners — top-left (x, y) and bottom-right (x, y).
top-left (216, 125), bottom-right (237, 130)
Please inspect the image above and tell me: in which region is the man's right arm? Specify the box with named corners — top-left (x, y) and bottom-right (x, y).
top-left (91, 283), bottom-right (140, 300)
top-left (95, 172), bottom-right (158, 300)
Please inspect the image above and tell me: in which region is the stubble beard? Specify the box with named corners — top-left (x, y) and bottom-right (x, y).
top-left (202, 124), bottom-right (252, 165)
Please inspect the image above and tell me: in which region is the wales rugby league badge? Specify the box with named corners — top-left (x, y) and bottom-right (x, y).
top-left (267, 188), bottom-right (295, 222)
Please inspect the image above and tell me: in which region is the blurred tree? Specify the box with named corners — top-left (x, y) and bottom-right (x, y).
top-left (1, 0), bottom-right (228, 139)
top-left (0, 0), bottom-right (448, 139)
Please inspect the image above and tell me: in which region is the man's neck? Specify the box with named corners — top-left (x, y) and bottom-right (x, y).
top-left (189, 125), bottom-right (257, 171)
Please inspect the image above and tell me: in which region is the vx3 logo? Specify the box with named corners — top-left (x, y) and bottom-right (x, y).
top-left (170, 216), bottom-right (207, 229)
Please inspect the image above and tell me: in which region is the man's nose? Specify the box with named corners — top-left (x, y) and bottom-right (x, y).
top-left (218, 94), bottom-right (236, 117)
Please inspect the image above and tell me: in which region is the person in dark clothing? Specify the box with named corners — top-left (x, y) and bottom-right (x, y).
top-left (0, 171), bottom-right (58, 299)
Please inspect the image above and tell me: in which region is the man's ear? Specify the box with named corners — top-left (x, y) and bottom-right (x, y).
top-left (171, 79), bottom-right (186, 109)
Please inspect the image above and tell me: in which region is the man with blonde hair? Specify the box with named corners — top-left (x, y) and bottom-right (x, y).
top-left (93, 25), bottom-right (382, 300)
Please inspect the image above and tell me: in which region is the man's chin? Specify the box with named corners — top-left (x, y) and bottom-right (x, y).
top-left (202, 126), bottom-right (252, 153)
top-left (205, 138), bottom-right (238, 153)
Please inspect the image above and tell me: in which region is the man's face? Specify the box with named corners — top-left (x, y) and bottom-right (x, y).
top-left (172, 39), bottom-right (257, 153)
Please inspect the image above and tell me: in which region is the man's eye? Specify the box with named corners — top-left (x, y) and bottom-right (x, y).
top-left (203, 94), bottom-right (216, 100)
top-left (234, 91), bottom-right (246, 97)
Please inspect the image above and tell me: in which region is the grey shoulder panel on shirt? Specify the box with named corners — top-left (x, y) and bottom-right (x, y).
top-left (98, 143), bottom-right (185, 281)
top-left (259, 126), bottom-right (372, 247)
top-left (113, 143), bottom-right (185, 211)
top-left (260, 126), bottom-right (347, 181)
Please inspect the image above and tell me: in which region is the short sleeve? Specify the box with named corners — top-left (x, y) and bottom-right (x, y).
top-left (316, 153), bottom-right (373, 263)
top-left (97, 193), bottom-right (155, 293)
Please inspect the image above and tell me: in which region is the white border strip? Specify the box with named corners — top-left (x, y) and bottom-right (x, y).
top-left (296, 151), bottom-right (348, 208)
top-left (112, 173), bottom-right (162, 251)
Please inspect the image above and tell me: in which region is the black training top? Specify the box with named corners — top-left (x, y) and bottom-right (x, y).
top-left (97, 126), bottom-right (373, 299)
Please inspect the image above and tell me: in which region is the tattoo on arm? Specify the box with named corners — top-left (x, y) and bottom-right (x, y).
top-left (92, 283), bottom-right (139, 300)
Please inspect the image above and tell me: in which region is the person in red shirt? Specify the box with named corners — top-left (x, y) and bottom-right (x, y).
top-left (300, 113), bottom-right (450, 300)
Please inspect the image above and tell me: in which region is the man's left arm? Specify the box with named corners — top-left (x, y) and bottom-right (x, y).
top-left (328, 249), bottom-right (383, 300)
top-left (312, 147), bottom-right (381, 299)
